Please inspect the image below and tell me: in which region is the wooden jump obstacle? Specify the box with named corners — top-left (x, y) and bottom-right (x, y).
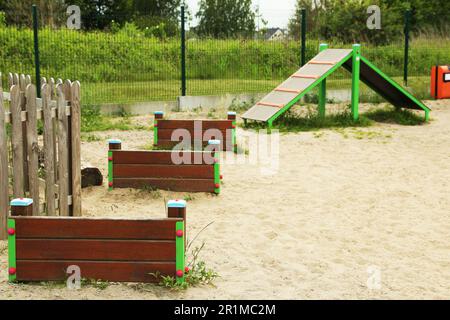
top-left (7, 198), bottom-right (187, 284)
top-left (153, 111), bottom-right (237, 152)
top-left (0, 73), bottom-right (82, 240)
top-left (108, 139), bottom-right (222, 194)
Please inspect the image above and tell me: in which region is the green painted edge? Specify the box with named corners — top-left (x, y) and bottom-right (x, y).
top-left (318, 44), bottom-right (328, 118)
top-left (351, 44), bottom-right (361, 121)
top-left (8, 218), bottom-right (16, 282)
top-left (213, 152), bottom-right (220, 194)
top-left (108, 150), bottom-right (113, 191)
top-left (175, 221), bottom-right (185, 284)
top-left (267, 51), bottom-right (354, 124)
top-left (360, 55), bottom-right (431, 114)
top-left (153, 118), bottom-right (158, 146)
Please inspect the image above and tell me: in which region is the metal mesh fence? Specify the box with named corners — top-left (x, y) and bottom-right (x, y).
top-left (0, 5), bottom-right (449, 107)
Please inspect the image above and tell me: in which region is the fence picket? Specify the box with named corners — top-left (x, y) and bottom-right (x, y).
top-left (0, 77), bottom-right (8, 239)
top-left (8, 72), bottom-right (13, 88)
top-left (19, 75), bottom-right (29, 193)
top-left (13, 73), bottom-right (19, 86)
top-left (10, 85), bottom-right (24, 198)
top-left (42, 84), bottom-right (56, 215)
top-left (70, 81), bottom-right (82, 216)
top-left (25, 84), bottom-right (40, 216)
top-left (56, 84), bottom-right (69, 216)
top-left (1, 75), bottom-right (81, 218)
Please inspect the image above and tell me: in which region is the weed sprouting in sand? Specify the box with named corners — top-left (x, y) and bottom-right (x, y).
top-left (150, 222), bottom-right (218, 290)
top-left (139, 185), bottom-right (162, 199)
top-left (365, 106), bottom-right (427, 125)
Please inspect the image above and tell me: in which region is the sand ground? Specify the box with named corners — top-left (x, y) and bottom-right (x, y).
top-left (0, 100), bottom-right (449, 300)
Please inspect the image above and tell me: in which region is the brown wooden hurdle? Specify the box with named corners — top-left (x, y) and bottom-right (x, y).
top-left (153, 111), bottom-right (237, 152)
top-left (7, 199), bottom-right (187, 284)
top-left (108, 140), bottom-right (222, 194)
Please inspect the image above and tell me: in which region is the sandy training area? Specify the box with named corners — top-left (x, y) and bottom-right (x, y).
top-left (0, 100), bottom-right (449, 300)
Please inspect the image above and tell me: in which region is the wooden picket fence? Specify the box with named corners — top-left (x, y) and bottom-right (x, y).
top-left (0, 73), bottom-right (82, 239)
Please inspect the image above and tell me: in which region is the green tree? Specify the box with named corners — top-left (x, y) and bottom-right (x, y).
top-left (288, 0), bottom-right (450, 44)
top-left (196, 0), bottom-right (256, 38)
top-left (70, 0), bottom-right (134, 30)
top-left (3, 0), bottom-right (66, 27)
top-left (132, 0), bottom-right (181, 37)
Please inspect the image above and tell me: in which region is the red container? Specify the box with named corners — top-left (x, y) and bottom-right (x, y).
top-left (431, 65), bottom-right (450, 99)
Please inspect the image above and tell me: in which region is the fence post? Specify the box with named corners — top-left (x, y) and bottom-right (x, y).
top-left (181, 5), bottom-right (187, 97)
top-left (32, 5), bottom-right (41, 98)
top-left (0, 81), bottom-right (8, 239)
top-left (403, 10), bottom-right (411, 87)
top-left (318, 43), bottom-right (328, 117)
top-left (301, 8), bottom-right (306, 67)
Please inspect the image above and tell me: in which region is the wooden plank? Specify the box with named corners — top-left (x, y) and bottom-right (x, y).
top-left (25, 84), bottom-right (40, 216)
top-left (157, 139), bottom-right (232, 152)
top-left (16, 260), bottom-right (175, 283)
top-left (49, 78), bottom-right (55, 99)
top-left (56, 85), bottom-right (69, 216)
top-left (292, 74), bottom-right (320, 79)
top-left (157, 120), bottom-right (233, 130)
top-left (19, 74), bottom-right (26, 91)
top-left (20, 85), bottom-right (29, 193)
top-left (42, 84), bottom-right (56, 216)
top-left (8, 72), bottom-right (14, 88)
top-left (16, 239), bottom-right (176, 261)
top-left (157, 128), bottom-right (229, 140)
top-left (112, 150), bottom-right (214, 165)
top-left (13, 73), bottom-right (19, 86)
top-left (70, 81), bottom-right (82, 216)
top-left (309, 60), bottom-right (337, 65)
top-left (0, 78), bottom-right (8, 239)
top-left (257, 102), bottom-right (284, 108)
top-left (274, 88), bottom-right (302, 94)
top-left (25, 75), bottom-right (32, 86)
top-left (14, 217), bottom-right (181, 240)
top-left (10, 85), bottom-right (24, 197)
top-left (113, 178), bottom-right (215, 192)
top-left (114, 164), bottom-right (214, 179)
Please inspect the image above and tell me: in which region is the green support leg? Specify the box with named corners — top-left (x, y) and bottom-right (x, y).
top-left (108, 150), bottom-right (113, 191)
top-left (8, 219), bottom-right (16, 282)
top-left (352, 44), bottom-right (361, 121)
top-left (267, 120), bottom-right (273, 134)
top-left (175, 221), bottom-right (186, 284)
top-left (318, 43), bottom-right (328, 118)
top-left (351, 44), bottom-right (361, 121)
top-left (213, 151), bottom-right (220, 194)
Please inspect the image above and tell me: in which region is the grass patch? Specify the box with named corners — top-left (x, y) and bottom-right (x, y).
top-left (81, 104), bottom-right (149, 132)
top-left (138, 185), bottom-right (162, 199)
top-left (246, 108), bottom-right (373, 133)
top-left (365, 106), bottom-right (427, 125)
top-left (81, 133), bottom-right (102, 142)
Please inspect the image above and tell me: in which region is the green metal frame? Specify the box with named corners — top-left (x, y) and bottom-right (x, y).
top-left (262, 44), bottom-right (431, 128)
top-left (267, 49), bottom-right (354, 128)
top-left (175, 221), bottom-right (185, 284)
top-left (8, 218), bottom-right (16, 282)
top-left (318, 44), bottom-right (329, 118)
top-left (153, 118), bottom-right (159, 146)
top-left (213, 151), bottom-right (220, 194)
top-left (351, 44), bottom-right (361, 121)
top-left (108, 150), bottom-right (113, 191)
top-left (359, 55), bottom-right (431, 121)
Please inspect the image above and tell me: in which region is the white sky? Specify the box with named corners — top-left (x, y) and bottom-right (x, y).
top-left (185, 0), bottom-right (298, 29)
